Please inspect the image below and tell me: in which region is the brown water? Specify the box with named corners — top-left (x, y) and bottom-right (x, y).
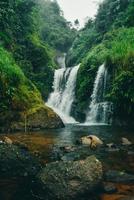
top-left (0, 124), bottom-right (134, 200)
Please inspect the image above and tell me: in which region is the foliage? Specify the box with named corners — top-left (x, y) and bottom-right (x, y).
top-left (0, 47), bottom-right (44, 126)
top-left (66, 27), bottom-right (99, 67)
top-left (0, 0), bottom-right (35, 48)
top-left (0, 0), bottom-right (75, 100)
top-left (67, 0), bottom-right (134, 67)
top-left (75, 28), bottom-right (134, 121)
top-left (68, 0), bottom-right (134, 123)
top-left (108, 69), bottom-right (134, 121)
top-left (38, 0), bottom-right (76, 52)
top-left (15, 34), bottom-right (55, 99)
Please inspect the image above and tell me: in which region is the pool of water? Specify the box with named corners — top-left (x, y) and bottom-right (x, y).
top-left (0, 124), bottom-right (134, 200)
top-left (1, 124), bottom-right (134, 167)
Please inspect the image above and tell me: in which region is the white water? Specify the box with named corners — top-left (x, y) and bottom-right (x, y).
top-left (47, 65), bottom-right (79, 124)
top-left (56, 53), bottom-right (66, 68)
top-left (85, 63), bottom-right (113, 125)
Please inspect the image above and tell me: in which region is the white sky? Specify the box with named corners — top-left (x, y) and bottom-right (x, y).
top-left (57, 0), bottom-right (103, 27)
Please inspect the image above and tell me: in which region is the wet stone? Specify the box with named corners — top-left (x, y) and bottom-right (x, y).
top-left (103, 183), bottom-right (118, 194)
top-left (36, 156), bottom-right (103, 200)
top-left (128, 151), bottom-right (134, 156)
top-left (104, 170), bottom-right (134, 184)
top-left (0, 144), bottom-right (41, 178)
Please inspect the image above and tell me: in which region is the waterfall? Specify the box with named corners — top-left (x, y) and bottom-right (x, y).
top-left (47, 65), bottom-right (79, 124)
top-left (85, 63), bottom-right (113, 125)
top-left (56, 53), bottom-right (66, 68)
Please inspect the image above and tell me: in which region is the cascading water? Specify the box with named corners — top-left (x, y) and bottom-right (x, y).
top-left (56, 53), bottom-right (66, 68)
top-left (47, 64), bottom-right (79, 124)
top-left (85, 63), bottom-right (113, 125)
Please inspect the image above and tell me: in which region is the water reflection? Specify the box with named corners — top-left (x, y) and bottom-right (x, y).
top-left (2, 124), bottom-right (133, 150)
top-left (0, 124), bottom-right (134, 200)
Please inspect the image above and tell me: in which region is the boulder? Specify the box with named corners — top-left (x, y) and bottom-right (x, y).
top-left (27, 106), bottom-right (64, 129)
top-left (3, 136), bottom-right (13, 145)
top-left (0, 144), bottom-right (41, 177)
top-left (11, 106), bottom-right (64, 131)
top-left (81, 135), bottom-right (103, 149)
top-left (37, 155), bottom-right (103, 200)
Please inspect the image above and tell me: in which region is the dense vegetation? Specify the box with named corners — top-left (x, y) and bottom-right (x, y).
top-left (0, 0), bottom-right (75, 99)
top-left (68, 0), bottom-right (134, 124)
top-left (0, 0), bottom-right (133, 126)
top-left (0, 47), bottom-right (43, 129)
top-left (39, 0), bottom-right (76, 52)
top-left (0, 0), bottom-right (75, 130)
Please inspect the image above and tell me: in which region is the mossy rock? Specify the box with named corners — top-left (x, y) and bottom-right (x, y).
top-left (11, 105), bottom-right (64, 131)
top-left (0, 144), bottom-right (41, 178)
top-left (0, 47), bottom-right (64, 132)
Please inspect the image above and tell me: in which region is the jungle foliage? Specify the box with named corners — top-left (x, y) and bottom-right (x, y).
top-left (0, 47), bottom-right (43, 128)
top-left (0, 0), bottom-right (76, 128)
top-left (0, 0), bottom-right (75, 99)
top-left (39, 0), bottom-right (76, 52)
top-left (69, 0), bottom-right (134, 123)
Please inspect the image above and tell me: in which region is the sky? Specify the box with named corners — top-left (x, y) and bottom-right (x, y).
top-left (57, 0), bottom-right (103, 27)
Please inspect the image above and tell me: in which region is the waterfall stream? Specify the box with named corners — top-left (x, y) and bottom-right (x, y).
top-left (85, 63), bottom-right (113, 125)
top-left (56, 53), bottom-right (66, 68)
top-left (47, 62), bottom-right (79, 124)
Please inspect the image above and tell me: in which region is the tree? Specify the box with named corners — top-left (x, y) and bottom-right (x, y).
top-left (74, 19), bottom-right (80, 30)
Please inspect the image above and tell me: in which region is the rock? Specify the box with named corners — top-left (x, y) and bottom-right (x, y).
top-left (104, 170), bottom-right (134, 184)
top-left (11, 106), bottom-right (64, 131)
top-left (121, 138), bottom-right (132, 145)
top-left (59, 146), bottom-right (76, 153)
top-left (81, 135), bottom-right (103, 149)
top-left (3, 136), bottom-right (13, 145)
top-left (105, 143), bottom-right (119, 152)
top-left (128, 151), bottom-right (134, 156)
top-left (106, 143), bottom-right (117, 148)
top-left (106, 148), bottom-right (120, 152)
top-left (61, 152), bottom-right (81, 161)
top-left (103, 182), bottom-right (117, 194)
top-left (0, 144), bottom-right (41, 177)
top-left (37, 155), bottom-right (103, 200)
top-left (27, 106), bottom-right (64, 129)
top-left (51, 145), bottom-right (95, 162)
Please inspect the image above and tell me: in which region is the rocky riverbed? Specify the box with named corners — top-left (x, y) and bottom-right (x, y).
top-left (0, 125), bottom-right (134, 200)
